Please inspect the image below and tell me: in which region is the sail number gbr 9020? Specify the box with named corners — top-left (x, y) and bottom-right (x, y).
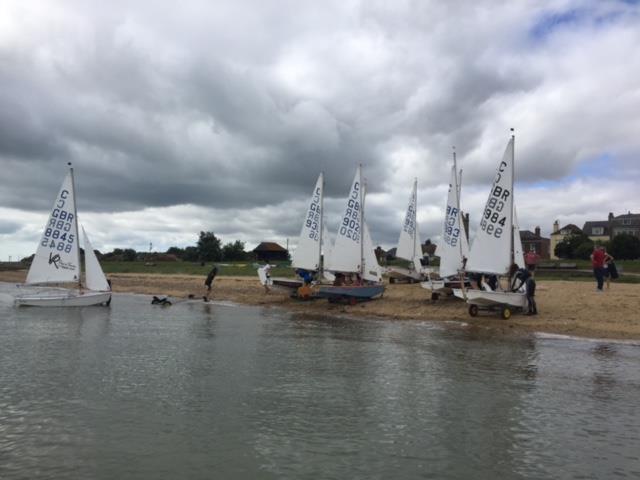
top-left (480, 185), bottom-right (510, 238)
top-left (41, 189), bottom-right (75, 253)
top-left (340, 181), bottom-right (360, 242)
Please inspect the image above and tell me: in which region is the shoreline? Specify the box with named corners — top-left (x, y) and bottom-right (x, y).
top-left (2, 270), bottom-right (640, 341)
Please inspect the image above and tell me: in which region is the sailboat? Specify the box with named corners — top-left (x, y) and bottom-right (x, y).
top-left (318, 166), bottom-right (385, 302)
top-left (15, 165), bottom-right (112, 307)
top-left (421, 149), bottom-right (471, 299)
top-left (453, 132), bottom-right (526, 319)
top-left (386, 179), bottom-right (426, 283)
top-left (257, 173), bottom-right (333, 295)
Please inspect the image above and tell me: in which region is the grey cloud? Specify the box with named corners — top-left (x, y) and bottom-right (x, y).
top-left (1, 0), bottom-right (640, 257)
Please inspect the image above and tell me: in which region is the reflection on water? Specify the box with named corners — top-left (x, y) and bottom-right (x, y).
top-left (0, 283), bottom-right (639, 479)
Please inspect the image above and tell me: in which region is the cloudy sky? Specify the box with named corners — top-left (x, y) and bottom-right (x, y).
top-left (1, 0), bottom-right (639, 259)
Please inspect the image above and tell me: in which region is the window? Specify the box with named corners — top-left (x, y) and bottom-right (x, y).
top-left (592, 227), bottom-right (604, 235)
top-left (622, 219), bottom-right (631, 225)
top-left (529, 245), bottom-right (536, 252)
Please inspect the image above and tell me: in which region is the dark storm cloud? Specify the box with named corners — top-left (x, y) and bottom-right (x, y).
top-left (1, 0), bottom-right (640, 257)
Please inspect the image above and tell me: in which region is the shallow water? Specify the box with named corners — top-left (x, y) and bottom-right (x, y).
top-left (1, 284), bottom-right (639, 479)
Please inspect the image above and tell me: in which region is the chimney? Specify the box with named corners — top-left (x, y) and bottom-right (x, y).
top-left (553, 220), bottom-right (559, 233)
top-left (608, 212), bottom-right (614, 222)
top-left (535, 226), bottom-right (541, 237)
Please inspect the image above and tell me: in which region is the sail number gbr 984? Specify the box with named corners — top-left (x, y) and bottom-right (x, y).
top-left (480, 184), bottom-right (510, 238)
top-left (40, 189), bottom-right (75, 253)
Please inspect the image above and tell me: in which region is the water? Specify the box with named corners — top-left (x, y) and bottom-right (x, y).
top-left (1, 284), bottom-right (639, 479)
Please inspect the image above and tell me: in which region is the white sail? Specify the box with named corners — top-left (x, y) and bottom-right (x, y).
top-left (466, 138), bottom-right (514, 275)
top-left (513, 207), bottom-right (525, 269)
top-left (326, 167), bottom-right (363, 273)
top-left (291, 173), bottom-right (323, 271)
top-left (396, 179), bottom-right (422, 271)
top-left (82, 227), bottom-right (110, 292)
top-left (362, 222), bottom-right (382, 282)
top-left (26, 172), bottom-right (80, 285)
top-left (439, 166), bottom-right (470, 278)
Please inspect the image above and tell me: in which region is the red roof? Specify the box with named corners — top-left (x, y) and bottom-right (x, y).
top-left (253, 242), bottom-right (287, 252)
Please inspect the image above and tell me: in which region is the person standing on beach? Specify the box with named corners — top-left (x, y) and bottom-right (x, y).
top-left (603, 248), bottom-right (616, 290)
top-left (590, 246), bottom-right (606, 292)
top-left (204, 265), bottom-right (218, 301)
top-left (524, 250), bottom-right (540, 276)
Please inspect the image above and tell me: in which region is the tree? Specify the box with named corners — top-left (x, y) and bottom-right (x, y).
top-left (122, 248), bottom-right (137, 262)
top-left (197, 231), bottom-right (222, 261)
top-left (574, 241), bottom-right (595, 260)
top-left (166, 246), bottom-right (186, 259)
top-left (609, 233), bottom-right (640, 260)
top-left (183, 246), bottom-right (199, 262)
top-left (222, 240), bottom-right (247, 261)
top-left (554, 233), bottom-right (592, 259)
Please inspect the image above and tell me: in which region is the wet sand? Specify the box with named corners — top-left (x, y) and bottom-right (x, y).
top-left (2, 270), bottom-right (639, 341)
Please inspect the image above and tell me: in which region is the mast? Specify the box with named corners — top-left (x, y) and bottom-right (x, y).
top-left (412, 178), bottom-right (417, 262)
top-left (69, 162), bottom-right (82, 290)
top-left (360, 166), bottom-right (365, 278)
top-left (319, 171), bottom-right (324, 276)
top-left (452, 147), bottom-right (463, 264)
top-left (509, 128), bottom-right (515, 274)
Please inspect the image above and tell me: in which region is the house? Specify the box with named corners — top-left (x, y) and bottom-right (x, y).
top-left (549, 221), bottom-right (582, 259)
top-left (519, 227), bottom-right (550, 259)
top-left (582, 220), bottom-right (610, 243)
top-left (609, 211), bottom-right (640, 238)
top-left (252, 242), bottom-right (289, 262)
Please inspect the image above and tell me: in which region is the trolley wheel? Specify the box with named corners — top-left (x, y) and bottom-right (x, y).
top-left (349, 297), bottom-right (358, 306)
top-left (431, 292), bottom-right (440, 301)
top-left (468, 304), bottom-right (479, 317)
top-left (500, 306), bottom-right (512, 320)
top-left (389, 277), bottom-right (396, 284)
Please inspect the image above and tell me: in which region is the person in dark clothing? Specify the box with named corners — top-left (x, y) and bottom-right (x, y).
top-left (295, 269), bottom-right (314, 285)
top-left (524, 276), bottom-right (537, 315)
top-left (151, 296), bottom-right (172, 306)
top-left (106, 278), bottom-right (112, 306)
top-left (204, 265), bottom-right (218, 301)
top-left (486, 275), bottom-right (498, 291)
top-left (511, 266), bottom-right (537, 315)
top-left (469, 272), bottom-right (482, 289)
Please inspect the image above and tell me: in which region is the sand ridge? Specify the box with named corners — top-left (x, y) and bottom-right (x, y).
top-left (3, 270), bottom-right (639, 340)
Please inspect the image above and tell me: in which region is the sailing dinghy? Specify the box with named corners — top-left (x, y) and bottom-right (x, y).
top-left (421, 150), bottom-right (470, 300)
top-left (15, 165), bottom-right (112, 307)
top-left (318, 166), bottom-right (385, 303)
top-left (258, 173), bottom-right (333, 296)
top-left (386, 179), bottom-right (426, 284)
top-left (453, 133), bottom-right (526, 319)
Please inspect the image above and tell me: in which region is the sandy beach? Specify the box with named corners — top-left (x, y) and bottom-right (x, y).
top-left (3, 269), bottom-right (639, 341)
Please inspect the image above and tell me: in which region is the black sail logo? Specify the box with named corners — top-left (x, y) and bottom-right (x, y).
top-left (48, 252), bottom-right (61, 269)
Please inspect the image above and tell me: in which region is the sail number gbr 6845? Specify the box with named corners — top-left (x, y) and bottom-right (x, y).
top-left (480, 185), bottom-right (510, 238)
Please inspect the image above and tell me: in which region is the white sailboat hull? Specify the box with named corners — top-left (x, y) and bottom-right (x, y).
top-left (15, 290), bottom-right (111, 307)
top-left (453, 289), bottom-right (527, 308)
top-left (386, 266), bottom-right (424, 282)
